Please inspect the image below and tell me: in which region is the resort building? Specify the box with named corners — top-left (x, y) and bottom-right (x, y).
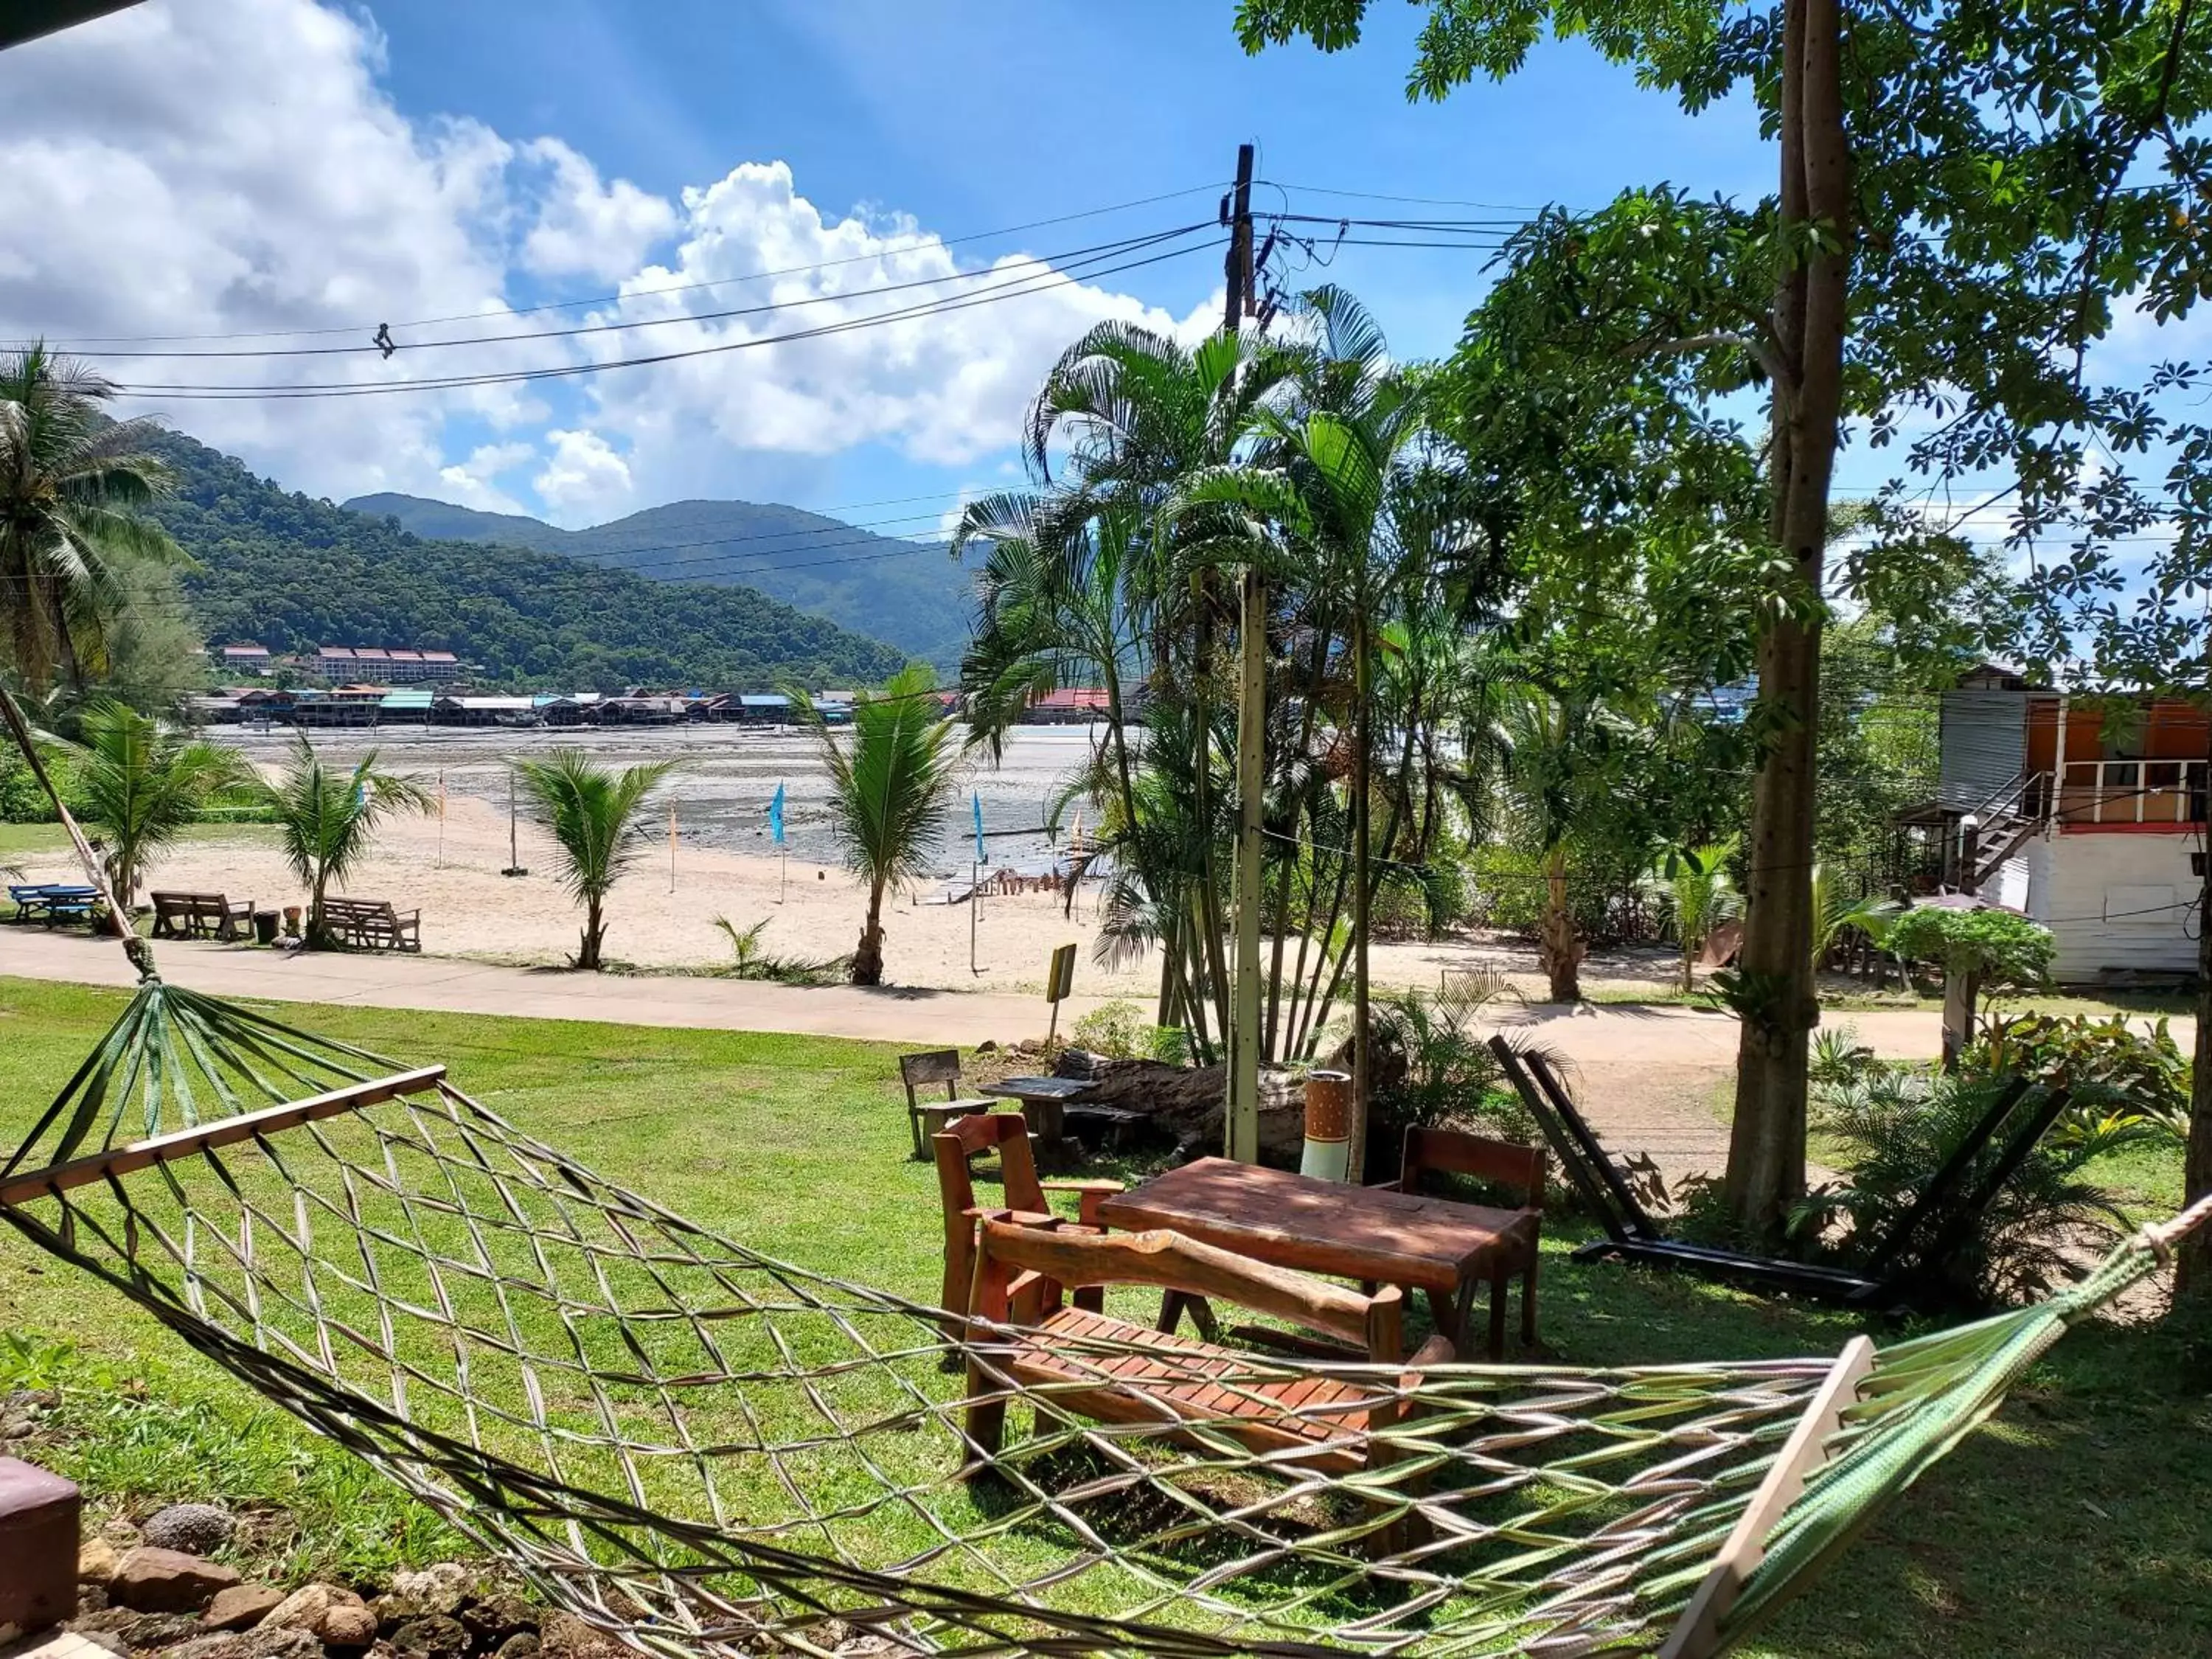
top-left (1022, 687), bottom-right (1113, 725)
top-left (315, 644), bottom-right (463, 683)
top-left (210, 642), bottom-right (272, 675)
top-left (1910, 664), bottom-right (2207, 981)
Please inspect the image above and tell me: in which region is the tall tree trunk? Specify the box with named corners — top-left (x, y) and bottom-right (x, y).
top-left (1726, 0), bottom-right (1850, 1239)
top-left (1348, 625), bottom-right (1372, 1183)
top-left (1539, 845), bottom-right (1585, 1002)
top-left (2177, 771), bottom-right (2212, 1305)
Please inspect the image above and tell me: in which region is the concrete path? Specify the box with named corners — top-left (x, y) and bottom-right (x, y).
top-left (0, 922), bottom-right (1962, 1059)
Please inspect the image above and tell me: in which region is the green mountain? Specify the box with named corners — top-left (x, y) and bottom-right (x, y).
top-left (344, 491), bottom-right (976, 671)
top-left (153, 430), bottom-right (905, 690)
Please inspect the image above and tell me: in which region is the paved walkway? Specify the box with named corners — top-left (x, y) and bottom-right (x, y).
top-left (0, 923), bottom-right (1966, 1058)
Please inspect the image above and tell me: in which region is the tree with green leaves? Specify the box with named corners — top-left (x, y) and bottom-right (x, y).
top-left (0, 345), bottom-right (185, 690)
top-left (514, 748), bottom-right (678, 972)
top-left (1239, 0), bottom-right (2212, 1242)
top-left (810, 664), bottom-right (963, 987)
top-left (1652, 838), bottom-right (1742, 994)
top-left (252, 735), bottom-right (432, 948)
top-left (63, 700), bottom-right (248, 909)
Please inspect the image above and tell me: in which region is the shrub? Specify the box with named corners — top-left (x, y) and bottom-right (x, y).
top-left (1370, 970), bottom-right (1535, 1164)
top-left (1799, 1062), bottom-right (2142, 1307)
top-left (709, 916), bottom-right (847, 987)
top-left (0, 745), bottom-right (58, 821)
top-left (1885, 905), bottom-right (2056, 992)
top-left (1070, 999), bottom-right (1186, 1063)
top-left (1964, 1012), bottom-right (2191, 1143)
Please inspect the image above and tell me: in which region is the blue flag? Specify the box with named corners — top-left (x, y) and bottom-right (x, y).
top-left (973, 792), bottom-right (986, 862)
top-left (768, 782), bottom-right (785, 846)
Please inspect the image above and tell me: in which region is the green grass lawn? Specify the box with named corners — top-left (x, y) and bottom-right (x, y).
top-left (0, 976), bottom-right (2204, 1656)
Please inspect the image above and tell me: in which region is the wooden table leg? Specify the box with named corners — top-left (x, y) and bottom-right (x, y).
top-left (1424, 1286), bottom-right (1462, 1356)
top-left (1488, 1262), bottom-right (1510, 1362)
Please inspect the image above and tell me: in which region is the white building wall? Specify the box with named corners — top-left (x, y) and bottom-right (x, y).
top-left (2025, 831), bottom-right (2198, 980)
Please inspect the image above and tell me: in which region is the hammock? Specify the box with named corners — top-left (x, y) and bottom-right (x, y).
top-left (0, 974), bottom-right (2199, 1659)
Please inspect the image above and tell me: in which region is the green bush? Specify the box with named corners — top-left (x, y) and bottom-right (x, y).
top-left (0, 745), bottom-right (56, 822)
top-left (1070, 999), bottom-right (1188, 1063)
top-left (1964, 1012), bottom-right (2191, 1142)
top-left (1369, 971), bottom-right (1536, 1173)
top-left (1886, 905), bottom-right (2055, 990)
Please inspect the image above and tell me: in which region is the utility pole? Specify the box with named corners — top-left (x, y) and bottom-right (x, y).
top-left (1225, 140), bottom-right (1265, 1164)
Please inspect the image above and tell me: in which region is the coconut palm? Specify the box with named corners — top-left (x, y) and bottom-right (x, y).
top-left (1651, 838), bottom-right (1742, 992)
top-left (810, 664), bottom-right (962, 986)
top-left (1811, 861), bottom-right (1903, 973)
top-left (513, 748), bottom-right (677, 971)
top-left (254, 735), bottom-right (432, 947)
top-left (65, 700), bottom-right (248, 909)
top-left (0, 345), bottom-right (184, 689)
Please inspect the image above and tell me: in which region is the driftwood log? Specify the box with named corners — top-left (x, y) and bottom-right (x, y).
top-left (1051, 1052), bottom-right (1307, 1162)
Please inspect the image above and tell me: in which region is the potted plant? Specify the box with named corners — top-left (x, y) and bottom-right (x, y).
top-left (282, 905), bottom-right (302, 939)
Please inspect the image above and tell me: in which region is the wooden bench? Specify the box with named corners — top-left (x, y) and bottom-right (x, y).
top-left (321, 897), bottom-right (421, 952)
top-left (150, 891), bottom-right (254, 942)
top-left (961, 1220), bottom-right (1452, 1506)
top-left (900, 1048), bottom-right (1005, 1158)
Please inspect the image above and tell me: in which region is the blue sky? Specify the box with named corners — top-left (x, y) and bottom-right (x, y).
top-left (0, 0), bottom-right (1819, 536)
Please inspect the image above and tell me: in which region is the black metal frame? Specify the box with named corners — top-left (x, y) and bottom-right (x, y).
top-left (1488, 1037), bottom-right (2059, 1307)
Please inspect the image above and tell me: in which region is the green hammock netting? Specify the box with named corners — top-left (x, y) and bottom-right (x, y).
top-left (0, 977), bottom-right (2194, 1659)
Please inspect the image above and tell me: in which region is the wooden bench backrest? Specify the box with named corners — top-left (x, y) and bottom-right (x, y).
top-left (1402, 1127), bottom-right (1545, 1208)
top-left (974, 1218), bottom-right (1399, 1356)
top-left (900, 1048), bottom-right (963, 1105)
top-left (327, 898), bottom-right (394, 918)
top-left (933, 1113), bottom-right (1046, 1222)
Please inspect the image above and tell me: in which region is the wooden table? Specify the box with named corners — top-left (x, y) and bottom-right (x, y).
top-left (1097, 1157), bottom-right (1537, 1360)
top-left (979, 1076), bottom-right (1141, 1150)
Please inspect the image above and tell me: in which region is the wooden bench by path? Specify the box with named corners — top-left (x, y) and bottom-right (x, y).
top-left (321, 897), bottom-right (421, 953)
top-left (962, 1220), bottom-right (1452, 1519)
top-left (150, 891), bottom-right (253, 942)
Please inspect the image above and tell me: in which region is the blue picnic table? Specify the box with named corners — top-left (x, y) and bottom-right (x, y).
top-left (8, 884), bottom-right (105, 928)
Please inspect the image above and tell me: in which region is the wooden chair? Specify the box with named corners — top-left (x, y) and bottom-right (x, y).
top-left (899, 1048), bottom-right (998, 1158)
top-left (960, 1220), bottom-right (1454, 1520)
top-left (1377, 1127), bottom-right (1545, 1356)
top-left (931, 1113), bottom-right (1120, 1334)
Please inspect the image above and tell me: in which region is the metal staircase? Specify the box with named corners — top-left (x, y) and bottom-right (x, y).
top-left (1955, 771), bottom-right (2051, 894)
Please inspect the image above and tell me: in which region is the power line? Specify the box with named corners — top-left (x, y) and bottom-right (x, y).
top-left (113, 234), bottom-right (1222, 402)
top-left (15, 183), bottom-right (1234, 349)
top-left (58, 224), bottom-right (1215, 363)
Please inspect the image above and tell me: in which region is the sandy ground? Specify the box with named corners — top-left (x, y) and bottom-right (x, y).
top-left (15, 790), bottom-right (1686, 998)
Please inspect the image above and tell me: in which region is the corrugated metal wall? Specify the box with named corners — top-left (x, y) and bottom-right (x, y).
top-left (1939, 690), bottom-right (2028, 809)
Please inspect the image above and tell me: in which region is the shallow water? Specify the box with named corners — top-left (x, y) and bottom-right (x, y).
top-left (212, 721), bottom-right (1113, 878)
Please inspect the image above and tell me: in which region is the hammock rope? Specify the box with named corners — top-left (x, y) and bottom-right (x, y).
top-left (1, 979), bottom-right (2198, 1659)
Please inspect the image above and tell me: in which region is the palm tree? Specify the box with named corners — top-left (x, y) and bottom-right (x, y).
top-left (0, 346), bottom-right (184, 689)
top-left (1495, 681), bottom-right (1634, 1004)
top-left (1652, 838), bottom-right (1742, 992)
top-left (65, 700), bottom-right (248, 910)
top-left (810, 664), bottom-right (961, 986)
top-left (513, 748), bottom-right (676, 971)
top-left (254, 735), bottom-right (432, 947)
top-left (1810, 862), bottom-right (1903, 974)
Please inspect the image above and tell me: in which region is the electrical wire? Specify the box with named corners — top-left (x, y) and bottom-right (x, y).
top-left (112, 233), bottom-right (1222, 401)
top-left (15, 183), bottom-right (1234, 349)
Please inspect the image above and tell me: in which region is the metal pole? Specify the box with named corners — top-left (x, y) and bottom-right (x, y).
top-left (1225, 139), bottom-right (1265, 1166)
top-left (970, 860), bottom-right (980, 975)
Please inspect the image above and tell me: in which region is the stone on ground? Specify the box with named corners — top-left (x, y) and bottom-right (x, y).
top-left (74, 1542), bottom-right (119, 1587)
top-left (259, 1585), bottom-right (375, 1649)
top-left (141, 1507), bottom-right (236, 1558)
top-left (386, 1616), bottom-right (465, 1659)
top-left (200, 1587), bottom-right (283, 1632)
top-left (108, 1549), bottom-right (239, 1615)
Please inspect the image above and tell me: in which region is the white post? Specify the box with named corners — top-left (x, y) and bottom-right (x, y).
top-left (970, 860), bottom-right (980, 975)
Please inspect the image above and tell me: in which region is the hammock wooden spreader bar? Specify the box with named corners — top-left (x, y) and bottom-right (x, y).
top-left (3, 977), bottom-right (2200, 1659)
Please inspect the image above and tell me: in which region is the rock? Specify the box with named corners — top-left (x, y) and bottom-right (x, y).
top-left (75, 1631), bottom-right (131, 1659)
top-left (101, 1518), bottom-right (145, 1550)
top-left (159, 1634), bottom-right (252, 1659)
top-left (536, 1613), bottom-right (622, 1659)
top-left (389, 1615), bottom-right (467, 1659)
top-left (3, 1388), bottom-right (58, 1411)
top-left (109, 1548), bottom-right (241, 1614)
top-left (1, 1416), bottom-right (35, 1439)
top-left (374, 1565), bottom-right (475, 1625)
top-left (261, 1583), bottom-right (377, 1649)
top-left (72, 1605), bottom-right (206, 1648)
top-left (78, 1586), bottom-right (110, 1617)
top-left (201, 1585), bottom-right (284, 1632)
top-left (80, 1537), bottom-right (123, 1585)
top-left (459, 1596), bottom-right (538, 1645)
top-left (973, 1039), bottom-right (998, 1054)
top-left (493, 1636), bottom-right (540, 1659)
top-left (241, 1630), bottom-right (323, 1659)
top-left (142, 1506), bottom-right (237, 1557)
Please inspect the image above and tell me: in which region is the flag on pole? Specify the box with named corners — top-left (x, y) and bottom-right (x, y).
top-left (973, 792), bottom-right (986, 862)
top-left (768, 782), bottom-right (786, 846)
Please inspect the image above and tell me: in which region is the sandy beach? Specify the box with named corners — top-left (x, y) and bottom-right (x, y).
top-left (13, 724), bottom-right (1681, 1001)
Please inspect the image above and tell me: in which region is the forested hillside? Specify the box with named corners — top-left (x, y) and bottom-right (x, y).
top-left (346, 492), bottom-right (977, 671)
top-left (153, 431), bottom-right (906, 689)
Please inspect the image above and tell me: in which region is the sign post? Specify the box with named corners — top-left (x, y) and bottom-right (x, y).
top-left (1045, 942), bottom-right (1077, 1043)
